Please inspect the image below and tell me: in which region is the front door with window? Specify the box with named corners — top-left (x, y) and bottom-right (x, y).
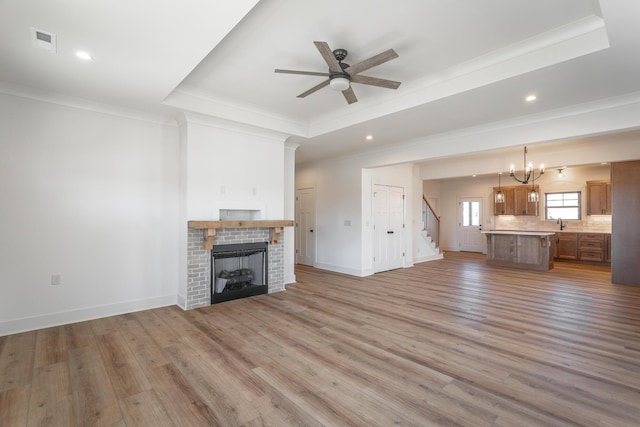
top-left (458, 197), bottom-right (484, 252)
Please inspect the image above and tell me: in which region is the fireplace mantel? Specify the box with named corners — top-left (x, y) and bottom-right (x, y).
top-left (188, 220), bottom-right (294, 250)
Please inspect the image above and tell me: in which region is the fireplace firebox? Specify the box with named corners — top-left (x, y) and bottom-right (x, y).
top-left (211, 242), bottom-right (268, 303)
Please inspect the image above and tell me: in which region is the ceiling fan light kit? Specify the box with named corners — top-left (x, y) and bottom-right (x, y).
top-left (275, 41), bottom-right (401, 104)
top-left (329, 75), bottom-right (350, 91)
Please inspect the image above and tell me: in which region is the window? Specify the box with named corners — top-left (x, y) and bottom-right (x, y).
top-left (545, 192), bottom-right (581, 220)
top-left (462, 201), bottom-right (480, 226)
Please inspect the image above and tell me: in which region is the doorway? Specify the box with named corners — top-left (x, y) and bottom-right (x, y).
top-left (458, 197), bottom-right (484, 252)
top-left (295, 187), bottom-right (316, 266)
top-left (373, 185), bottom-right (405, 272)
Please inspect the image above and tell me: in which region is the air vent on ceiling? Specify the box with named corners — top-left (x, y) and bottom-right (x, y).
top-left (31, 27), bottom-right (57, 53)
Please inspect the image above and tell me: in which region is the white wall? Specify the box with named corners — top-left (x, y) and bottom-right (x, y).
top-left (297, 159), bottom-right (363, 275)
top-left (0, 94), bottom-right (179, 335)
top-left (423, 180), bottom-right (441, 213)
top-left (183, 118), bottom-right (285, 220)
top-left (296, 159), bottom-right (414, 276)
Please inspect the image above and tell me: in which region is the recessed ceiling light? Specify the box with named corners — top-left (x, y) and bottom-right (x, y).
top-left (525, 94), bottom-right (537, 102)
top-left (76, 51), bottom-right (91, 60)
top-left (472, 174), bottom-right (477, 178)
top-left (600, 162), bottom-right (607, 165)
top-left (365, 135), bottom-right (373, 140)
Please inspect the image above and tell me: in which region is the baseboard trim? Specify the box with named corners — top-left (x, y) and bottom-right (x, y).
top-left (176, 293), bottom-right (186, 310)
top-left (0, 294), bottom-right (177, 336)
top-left (313, 262), bottom-right (370, 277)
top-left (413, 253), bottom-right (445, 264)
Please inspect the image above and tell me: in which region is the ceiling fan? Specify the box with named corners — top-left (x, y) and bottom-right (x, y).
top-left (275, 41), bottom-right (401, 104)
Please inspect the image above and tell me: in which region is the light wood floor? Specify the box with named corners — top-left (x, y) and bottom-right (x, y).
top-left (2, 252), bottom-right (640, 426)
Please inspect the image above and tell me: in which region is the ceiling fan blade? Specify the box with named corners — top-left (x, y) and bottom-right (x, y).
top-left (297, 79), bottom-right (330, 98)
top-left (351, 75), bottom-right (401, 89)
top-left (345, 49), bottom-right (399, 75)
top-left (342, 87), bottom-right (358, 104)
top-left (314, 41), bottom-right (342, 72)
top-left (275, 69), bottom-right (330, 77)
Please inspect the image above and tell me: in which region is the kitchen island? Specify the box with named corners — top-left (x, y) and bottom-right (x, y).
top-left (482, 230), bottom-right (557, 271)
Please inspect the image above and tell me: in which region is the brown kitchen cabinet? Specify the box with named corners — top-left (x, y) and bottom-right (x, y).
top-left (578, 233), bottom-right (604, 262)
top-left (514, 186), bottom-right (539, 216)
top-left (493, 185), bottom-right (539, 216)
top-left (556, 233), bottom-right (578, 260)
top-left (586, 180), bottom-right (611, 215)
top-left (555, 232), bottom-right (611, 264)
top-left (493, 187), bottom-right (514, 215)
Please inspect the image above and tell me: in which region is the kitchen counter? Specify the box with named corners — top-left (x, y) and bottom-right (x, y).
top-left (483, 230), bottom-right (557, 236)
top-left (482, 230), bottom-right (556, 271)
top-left (490, 229), bottom-right (610, 234)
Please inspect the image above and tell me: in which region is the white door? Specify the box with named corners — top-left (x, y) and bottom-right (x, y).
top-left (296, 187), bottom-right (316, 266)
top-left (373, 185), bottom-right (405, 273)
top-left (458, 197), bottom-right (484, 252)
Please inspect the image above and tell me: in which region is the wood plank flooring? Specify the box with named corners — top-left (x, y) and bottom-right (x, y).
top-left (1, 252), bottom-right (640, 426)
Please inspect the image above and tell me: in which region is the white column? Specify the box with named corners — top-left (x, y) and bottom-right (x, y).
top-left (284, 140), bottom-right (300, 284)
top-left (177, 114), bottom-right (189, 309)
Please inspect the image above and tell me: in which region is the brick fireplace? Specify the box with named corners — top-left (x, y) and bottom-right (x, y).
top-left (186, 221), bottom-right (293, 309)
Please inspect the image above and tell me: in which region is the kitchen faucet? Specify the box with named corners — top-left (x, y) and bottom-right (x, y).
top-left (557, 218), bottom-right (565, 231)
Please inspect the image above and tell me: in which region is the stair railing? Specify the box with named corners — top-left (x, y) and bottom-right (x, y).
top-left (422, 195), bottom-right (441, 250)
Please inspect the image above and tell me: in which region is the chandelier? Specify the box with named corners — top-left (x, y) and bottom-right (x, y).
top-left (510, 146), bottom-right (544, 184)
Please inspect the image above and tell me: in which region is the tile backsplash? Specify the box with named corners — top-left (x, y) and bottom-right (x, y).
top-left (491, 215), bottom-right (611, 233)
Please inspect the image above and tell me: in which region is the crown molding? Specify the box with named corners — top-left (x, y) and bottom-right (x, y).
top-left (180, 111), bottom-right (291, 143)
top-left (0, 82), bottom-right (177, 127)
top-left (164, 87), bottom-right (308, 137)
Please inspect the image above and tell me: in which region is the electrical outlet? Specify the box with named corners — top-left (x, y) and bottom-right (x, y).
top-left (51, 274), bottom-right (61, 286)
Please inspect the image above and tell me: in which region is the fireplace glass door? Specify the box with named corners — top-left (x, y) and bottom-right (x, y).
top-left (211, 242), bottom-right (268, 303)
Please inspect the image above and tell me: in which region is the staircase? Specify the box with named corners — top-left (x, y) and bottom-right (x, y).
top-left (415, 195), bottom-right (444, 263)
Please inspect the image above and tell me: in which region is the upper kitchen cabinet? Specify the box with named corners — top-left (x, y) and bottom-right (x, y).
top-left (493, 187), bottom-right (514, 215)
top-left (493, 185), bottom-right (539, 216)
top-left (586, 180), bottom-right (611, 215)
top-left (514, 186), bottom-right (539, 216)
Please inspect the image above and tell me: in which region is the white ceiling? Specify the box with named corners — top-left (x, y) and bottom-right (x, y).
top-left (2, 0), bottom-right (639, 166)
